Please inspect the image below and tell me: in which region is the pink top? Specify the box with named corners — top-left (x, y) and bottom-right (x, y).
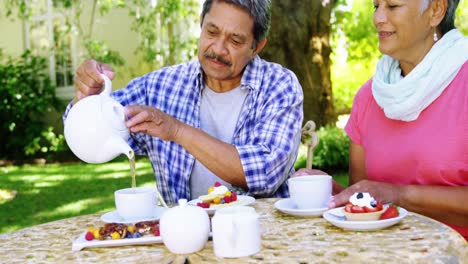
top-left (345, 61), bottom-right (468, 239)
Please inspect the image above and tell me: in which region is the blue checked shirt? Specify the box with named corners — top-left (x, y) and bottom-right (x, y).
top-left (64, 55), bottom-right (303, 203)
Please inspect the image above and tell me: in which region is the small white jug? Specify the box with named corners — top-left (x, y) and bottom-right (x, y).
top-left (212, 206), bottom-right (261, 258)
top-left (64, 74), bottom-right (133, 163)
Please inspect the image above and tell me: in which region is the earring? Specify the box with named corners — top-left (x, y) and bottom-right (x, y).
top-left (433, 32), bottom-right (438, 42)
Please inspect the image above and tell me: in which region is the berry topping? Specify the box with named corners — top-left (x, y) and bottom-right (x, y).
top-left (85, 231), bottom-right (94, 241)
top-left (370, 200), bottom-right (377, 207)
top-left (92, 229), bottom-right (101, 240)
top-left (208, 186), bottom-right (214, 194)
top-left (111, 231), bottom-right (121, 240)
top-left (231, 192), bottom-right (237, 201)
top-left (357, 192), bottom-right (364, 199)
top-left (154, 228), bottom-right (160, 236)
top-left (214, 181), bottom-right (222, 187)
top-left (127, 225), bottom-right (136, 234)
top-left (133, 232), bottom-right (142, 238)
top-left (197, 202), bottom-right (210, 208)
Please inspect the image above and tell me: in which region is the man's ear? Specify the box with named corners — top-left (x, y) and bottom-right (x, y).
top-left (429, 0), bottom-right (447, 27)
top-left (252, 38), bottom-right (267, 57)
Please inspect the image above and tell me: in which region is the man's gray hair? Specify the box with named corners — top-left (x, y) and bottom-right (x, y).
top-left (420, 0), bottom-right (460, 35)
top-left (200, 0), bottom-right (271, 48)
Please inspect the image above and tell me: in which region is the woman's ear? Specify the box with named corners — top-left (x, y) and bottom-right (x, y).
top-left (429, 0), bottom-right (448, 27)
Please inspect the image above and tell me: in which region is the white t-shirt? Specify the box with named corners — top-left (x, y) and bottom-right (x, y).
top-left (190, 84), bottom-right (248, 199)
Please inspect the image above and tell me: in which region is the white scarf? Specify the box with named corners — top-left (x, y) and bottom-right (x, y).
top-left (372, 29), bottom-right (468, 121)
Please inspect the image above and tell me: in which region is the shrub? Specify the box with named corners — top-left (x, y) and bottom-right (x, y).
top-left (295, 126), bottom-right (350, 172)
top-left (0, 50), bottom-right (65, 161)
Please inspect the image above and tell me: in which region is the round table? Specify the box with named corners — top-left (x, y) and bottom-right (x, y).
top-left (0, 198), bottom-right (466, 263)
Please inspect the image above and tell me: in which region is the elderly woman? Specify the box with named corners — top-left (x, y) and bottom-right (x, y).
top-left (297, 0), bottom-right (468, 239)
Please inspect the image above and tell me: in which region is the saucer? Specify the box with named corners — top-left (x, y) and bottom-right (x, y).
top-left (100, 207), bottom-right (167, 224)
top-left (323, 206), bottom-right (408, 231)
top-left (274, 198), bottom-right (328, 217)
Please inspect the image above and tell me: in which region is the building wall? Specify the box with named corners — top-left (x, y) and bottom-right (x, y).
top-left (0, 17), bottom-right (24, 57)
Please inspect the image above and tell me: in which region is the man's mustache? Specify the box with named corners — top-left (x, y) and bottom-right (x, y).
top-left (203, 52), bottom-right (232, 66)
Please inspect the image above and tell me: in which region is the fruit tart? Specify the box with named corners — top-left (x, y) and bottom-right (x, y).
top-left (196, 181), bottom-right (239, 209)
top-left (84, 220), bottom-right (160, 241)
top-left (343, 192), bottom-right (384, 221)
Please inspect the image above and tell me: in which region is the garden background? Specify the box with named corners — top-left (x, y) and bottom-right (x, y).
top-left (0, 0), bottom-right (467, 235)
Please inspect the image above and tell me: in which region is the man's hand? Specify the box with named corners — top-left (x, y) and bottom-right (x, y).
top-left (125, 105), bottom-right (184, 142)
top-left (292, 168), bottom-right (344, 195)
top-left (293, 168), bottom-right (328, 177)
top-left (74, 59), bottom-right (115, 103)
top-left (330, 180), bottom-right (402, 208)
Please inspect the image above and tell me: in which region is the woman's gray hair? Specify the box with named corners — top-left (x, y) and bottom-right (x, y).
top-left (421, 0), bottom-right (460, 36)
top-left (200, 0), bottom-right (271, 48)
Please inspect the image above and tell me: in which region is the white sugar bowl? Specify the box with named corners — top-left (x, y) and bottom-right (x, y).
top-left (160, 199), bottom-right (210, 254)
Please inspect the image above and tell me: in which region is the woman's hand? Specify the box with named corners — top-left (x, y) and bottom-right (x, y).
top-left (330, 180), bottom-right (402, 208)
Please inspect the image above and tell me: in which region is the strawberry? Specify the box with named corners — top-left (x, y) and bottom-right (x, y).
top-left (154, 227), bottom-right (160, 236)
top-left (85, 231), bottom-right (94, 241)
top-left (214, 181), bottom-right (222, 187)
top-left (364, 201), bottom-right (383, 212)
top-left (196, 202), bottom-right (210, 208)
top-left (364, 206), bottom-right (379, 213)
top-left (350, 205), bottom-right (366, 213)
top-left (344, 203), bottom-right (353, 213)
top-left (230, 192), bottom-right (237, 202)
top-left (380, 205), bottom-right (399, 220)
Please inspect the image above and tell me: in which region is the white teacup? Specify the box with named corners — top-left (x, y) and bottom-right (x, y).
top-left (288, 175), bottom-right (332, 209)
top-left (114, 187), bottom-right (157, 221)
top-left (212, 206), bottom-right (261, 258)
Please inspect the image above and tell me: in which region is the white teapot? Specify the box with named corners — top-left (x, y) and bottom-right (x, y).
top-left (160, 199), bottom-right (210, 254)
top-left (64, 74), bottom-right (133, 163)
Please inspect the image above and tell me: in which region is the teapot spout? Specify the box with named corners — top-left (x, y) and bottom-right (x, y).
top-left (96, 135), bottom-right (134, 163)
top-left (114, 136), bottom-right (134, 160)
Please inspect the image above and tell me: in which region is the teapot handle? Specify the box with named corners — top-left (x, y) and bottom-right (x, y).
top-left (100, 74), bottom-right (113, 96)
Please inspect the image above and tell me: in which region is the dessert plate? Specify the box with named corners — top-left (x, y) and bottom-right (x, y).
top-left (323, 206), bottom-right (408, 231)
top-left (188, 195), bottom-right (255, 215)
top-left (72, 231), bottom-right (163, 251)
top-left (100, 207), bottom-right (167, 224)
top-left (274, 198), bottom-right (327, 217)
top-left (72, 231), bottom-right (213, 251)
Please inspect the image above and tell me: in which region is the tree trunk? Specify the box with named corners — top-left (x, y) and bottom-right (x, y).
top-left (261, 0), bottom-right (336, 127)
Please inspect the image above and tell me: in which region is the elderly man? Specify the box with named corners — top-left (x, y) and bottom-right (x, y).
top-left (65, 0), bottom-right (303, 203)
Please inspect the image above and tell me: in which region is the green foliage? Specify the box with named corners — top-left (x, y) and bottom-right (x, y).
top-left (295, 126), bottom-right (350, 172)
top-left (456, 0), bottom-right (468, 34)
top-left (84, 39), bottom-right (125, 66)
top-left (0, 50), bottom-right (64, 160)
top-left (124, 0), bottom-right (200, 69)
top-left (314, 126), bottom-right (350, 171)
top-left (331, 0), bottom-right (380, 114)
top-left (25, 127), bottom-right (67, 157)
